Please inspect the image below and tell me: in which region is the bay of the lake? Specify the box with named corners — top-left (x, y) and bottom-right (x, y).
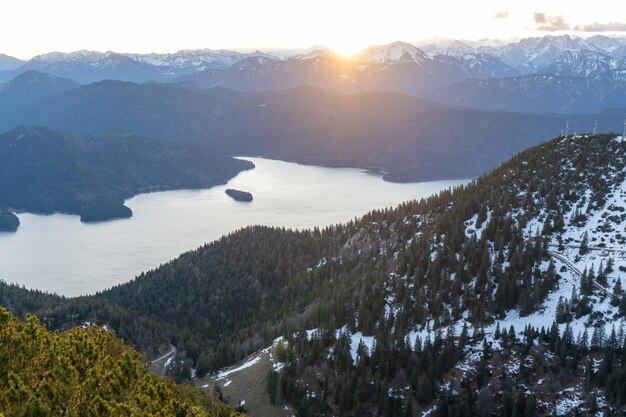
top-left (0, 158), bottom-right (467, 296)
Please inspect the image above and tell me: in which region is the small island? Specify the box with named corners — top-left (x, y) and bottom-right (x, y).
top-left (0, 210), bottom-right (20, 232)
top-left (225, 189), bottom-right (253, 202)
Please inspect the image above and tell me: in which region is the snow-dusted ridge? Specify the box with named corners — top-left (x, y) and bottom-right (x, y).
top-left (355, 41), bottom-right (428, 64)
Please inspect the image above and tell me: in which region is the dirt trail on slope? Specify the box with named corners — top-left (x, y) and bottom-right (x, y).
top-left (195, 349), bottom-right (293, 417)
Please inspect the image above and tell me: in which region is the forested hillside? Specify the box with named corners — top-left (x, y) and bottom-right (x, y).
top-left (2, 134), bottom-right (626, 415)
top-left (0, 308), bottom-right (243, 417)
top-left (0, 126), bottom-right (252, 226)
top-left (266, 133), bottom-right (626, 416)
top-left (424, 73), bottom-right (626, 114)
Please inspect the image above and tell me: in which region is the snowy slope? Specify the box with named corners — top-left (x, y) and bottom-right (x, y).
top-left (540, 50), bottom-right (626, 79)
top-left (483, 35), bottom-right (607, 74)
top-left (128, 49), bottom-right (274, 75)
top-left (424, 40), bottom-right (519, 78)
top-left (203, 133), bottom-right (626, 416)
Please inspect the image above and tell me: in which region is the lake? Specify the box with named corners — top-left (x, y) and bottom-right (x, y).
top-left (0, 158), bottom-right (467, 296)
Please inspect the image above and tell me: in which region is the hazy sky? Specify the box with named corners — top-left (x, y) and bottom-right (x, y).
top-left (3, 0), bottom-right (625, 58)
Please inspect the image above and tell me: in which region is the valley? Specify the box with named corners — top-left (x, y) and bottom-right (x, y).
top-left (2, 133), bottom-right (626, 415)
top-left (0, 157), bottom-right (464, 295)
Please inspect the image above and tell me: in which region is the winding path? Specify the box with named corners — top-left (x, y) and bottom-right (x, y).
top-left (547, 250), bottom-right (616, 300)
top-left (150, 345), bottom-right (176, 364)
top-left (149, 345), bottom-right (177, 376)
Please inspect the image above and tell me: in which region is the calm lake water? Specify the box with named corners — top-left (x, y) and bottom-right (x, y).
top-left (0, 158), bottom-right (467, 296)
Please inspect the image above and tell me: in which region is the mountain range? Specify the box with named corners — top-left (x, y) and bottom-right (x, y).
top-left (2, 73), bottom-right (624, 184)
top-left (425, 72), bottom-right (626, 114)
top-left (540, 49), bottom-right (626, 79)
top-left (2, 35), bottom-right (625, 98)
top-left (0, 49), bottom-right (270, 84)
top-left (175, 42), bottom-right (518, 95)
top-left (481, 34), bottom-right (626, 73)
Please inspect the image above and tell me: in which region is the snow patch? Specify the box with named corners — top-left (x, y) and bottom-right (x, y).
top-left (216, 356), bottom-right (261, 379)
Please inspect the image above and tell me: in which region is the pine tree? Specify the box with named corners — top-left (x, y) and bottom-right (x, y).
top-left (562, 323), bottom-right (574, 345)
top-left (591, 326), bottom-right (606, 351)
top-left (579, 232), bottom-right (589, 255)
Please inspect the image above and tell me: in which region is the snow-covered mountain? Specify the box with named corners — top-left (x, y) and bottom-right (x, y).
top-left (540, 50), bottom-right (626, 79)
top-left (423, 40), bottom-right (519, 78)
top-left (585, 35), bottom-right (626, 57)
top-left (178, 41), bottom-right (522, 94)
top-left (1, 36), bottom-right (626, 98)
top-left (354, 40), bottom-right (517, 80)
top-left (0, 49), bottom-right (278, 84)
top-left (127, 49), bottom-right (272, 76)
top-left (482, 34), bottom-right (626, 74)
top-left (422, 39), bottom-right (478, 56)
top-left (32, 50), bottom-right (108, 63)
top-left (419, 37), bottom-right (626, 113)
top-left (355, 41), bottom-right (429, 64)
top-left (4, 50), bottom-right (165, 84)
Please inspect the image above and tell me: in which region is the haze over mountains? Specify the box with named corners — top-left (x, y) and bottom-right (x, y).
top-left (0, 70), bottom-right (79, 111)
top-left (2, 35), bottom-right (625, 93)
top-left (2, 75), bottom-right (624, 185)
top-left (0, 36), bottom-right (625, 191)
top-left (0, 54), bottom-right (24, 71)
top-left (0, 49), bottom-right (271, 84)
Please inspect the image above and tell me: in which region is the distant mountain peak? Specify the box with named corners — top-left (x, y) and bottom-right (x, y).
top-left (0, 70), bottom-right (80, 104)
top-left (0, 53), bottom-right (25, 71)
top-left (356, 41), bottom-right (427, 64)
top-left (446, 40), bottom-right (476, 53)
top-left (539, 49), bottom-right (625, 79)
top-left (32, 50), bottom-right (109, 63)
top-left (297, 48), bottom-right (342, 60)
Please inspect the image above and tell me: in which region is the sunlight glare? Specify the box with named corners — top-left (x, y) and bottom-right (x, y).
top-left (329, 39), bottom-right (367, 58)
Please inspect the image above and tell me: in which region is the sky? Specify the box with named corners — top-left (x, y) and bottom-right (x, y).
top-left (2, 0), bottom-right (626, 59)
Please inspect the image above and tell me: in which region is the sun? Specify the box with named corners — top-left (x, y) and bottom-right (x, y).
top-left (329, 40), bottom-right (367, 58)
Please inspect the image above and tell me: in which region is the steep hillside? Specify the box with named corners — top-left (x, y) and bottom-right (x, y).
top-left (0, 126), bottom-right (252, 226)
top-left (262, 133), bottom-right (626, 416)
top-left (0, 308), bottom-right (242, 417)
top-left (2, 134), bottom-right (626, 415)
